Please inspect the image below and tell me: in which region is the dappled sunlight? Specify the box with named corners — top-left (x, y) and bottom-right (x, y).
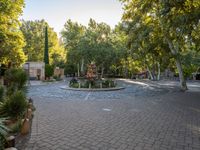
top-left (187, 124), bottom-right (200, 135)
top-left (188, 84), bottom-right (200, 88)
top-left (118, 79), bottom-right (150, 87)
top-left (189, 107), bottom-right (200, 113)
top-left (157, 82), bottom-right (178, 86)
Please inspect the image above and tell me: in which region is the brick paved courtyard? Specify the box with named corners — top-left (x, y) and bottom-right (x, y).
top-left (18, 79), bottom-right (200, 150)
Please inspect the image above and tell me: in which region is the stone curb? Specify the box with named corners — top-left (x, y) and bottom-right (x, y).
top-left (60, 86), bottom-right (125, 91)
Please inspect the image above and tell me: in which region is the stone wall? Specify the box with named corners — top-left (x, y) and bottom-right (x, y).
top-left (23, 62), bottom-right (45, 80)
top-left (54, 67), bottom-right (64, 78)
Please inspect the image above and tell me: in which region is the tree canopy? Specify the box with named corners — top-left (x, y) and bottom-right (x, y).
top-left (120, 0), bottom-right (200, 90)
top-left (61, 19), bottom-right (130, 77)
top-left (0, 0), bottom-right (26, 66)
top-left (20, 20), bottom-right (65, 67)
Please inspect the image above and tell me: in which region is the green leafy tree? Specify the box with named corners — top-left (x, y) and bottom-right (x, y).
top-left (62, 19), bottom-right (119, 77)
top-left (120, 0), bottom-right (200, 90)
top-left (20, 20), bottom-right (65, 65)
top-left (61, 19), bottom-right (85, 76)
top-left (0, 0), bottom-right (26, 66)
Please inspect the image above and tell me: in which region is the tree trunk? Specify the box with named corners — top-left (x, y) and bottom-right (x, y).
top-left (167, 39), bottom-right (188, 91)
top-left (175, 57), bottom-right (188, 91)
top-left (195, 67), bottom-right (200, 74)
top-left (125, 60), bottom-right (129, 78)
top-left (124, 67), bottom-right (128, 78)
top-left (147, 66), bottom-right (154, 80)
top-left (101, 66), bottom-right (104, 78)
top-left (157, 62), bottom-right (160, 81)
top-left (81, 58), bottom-right (84, 75)
top-left (77, 63), bottom-right (80, 77)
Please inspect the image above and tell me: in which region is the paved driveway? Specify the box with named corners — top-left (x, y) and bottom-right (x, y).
top-left (18, 79), bottom-right (200, 150)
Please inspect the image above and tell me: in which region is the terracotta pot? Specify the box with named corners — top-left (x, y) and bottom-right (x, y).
top-left (28, 102), bottom-right (33, 110)
top-left (21, 118), bottom-right (30, 135)
top-left (27, 108), bottom-right (32, 119)
top-left (4, 148), bottom-right (17, 150)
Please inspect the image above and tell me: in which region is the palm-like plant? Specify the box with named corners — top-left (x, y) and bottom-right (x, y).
top-left (0, 118), bottom-right (9, 150)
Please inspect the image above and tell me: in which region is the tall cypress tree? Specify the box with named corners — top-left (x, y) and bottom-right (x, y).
top-left (44, 26), bottom-right (49, 64)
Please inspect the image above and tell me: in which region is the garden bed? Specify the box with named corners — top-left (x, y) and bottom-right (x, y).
top-left (0, 68), bottom-right (35, 150)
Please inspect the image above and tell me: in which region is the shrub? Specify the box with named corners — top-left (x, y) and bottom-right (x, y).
top-left (0, 86), bottom-right (4, 102)
top-left (70, 83), bottom-right (79, 88)
top-left (102, 79), bottom-right (115, 88)
top-left (5, 86), bottom-right (16, 96)
top-left (16, 69), bottom-right (28, 89)
top-left (0, 118), bottom-right (8, 150)
top-left (53, 75), bottom-right (62, 81)
top-left (4, 68), bottom-right (27, 90)
top-left (10, 119), bottom-right (22, 134)
top-left (53, 75), bottom-right (57, 80)
top-left (0, 64), bottom-right (6, 76)
top-left (83, 80), bottom-right (97, 88)
top-left (69, 78), bottom-right (78, 86)
top-left (64, 64), bottom-right (76, 76)
top-left (4, 68), bottom-right (17, 85)
top-left (69, 79), bottom-right (116, 89)
top-left (45, 65), bottom-right (54, 78)
top-left (0, 91), bottom-right (27, 119)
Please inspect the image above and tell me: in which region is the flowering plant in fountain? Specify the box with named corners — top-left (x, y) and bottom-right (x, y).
top-left (69, 62), bottom-right (117, 89)
top-left (86, 62), bottom-right (97, 88)
top-left (86, 63), bottom-right (96, 81)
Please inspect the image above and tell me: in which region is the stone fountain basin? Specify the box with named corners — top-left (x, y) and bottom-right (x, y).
top-left (60, 86), bottom-right (125, 91)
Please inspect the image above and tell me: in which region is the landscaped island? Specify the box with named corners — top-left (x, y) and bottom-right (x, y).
top-left (65, 63), bottom-right (124, 91)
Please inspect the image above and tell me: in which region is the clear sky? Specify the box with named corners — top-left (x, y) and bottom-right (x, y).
top-left (21, 0), bottom-right (123, 35)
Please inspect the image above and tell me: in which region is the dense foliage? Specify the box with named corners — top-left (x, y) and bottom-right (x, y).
top-left (45, 64), bottom-right (54, 78)
top-left (0, 86), bottom-right (4, 102)
top-left (61, 19), bottom-right (129, 77)
top-left (0, 91), bottom-right (27, 119)
top-left (0, 118), bottom-right (8, 150)
top-left (0, 68), bottom-right (28, 148)
top-left (20, 20), bottom-right (65, 67)
top-left (0, 0), bottom-right (26, 66)
top-left (120, 0), bottom-right (200, 90)
top-left (69, 78), bottom-right (116, 89)
top-left (4, 68), bottom-right (27, 90)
